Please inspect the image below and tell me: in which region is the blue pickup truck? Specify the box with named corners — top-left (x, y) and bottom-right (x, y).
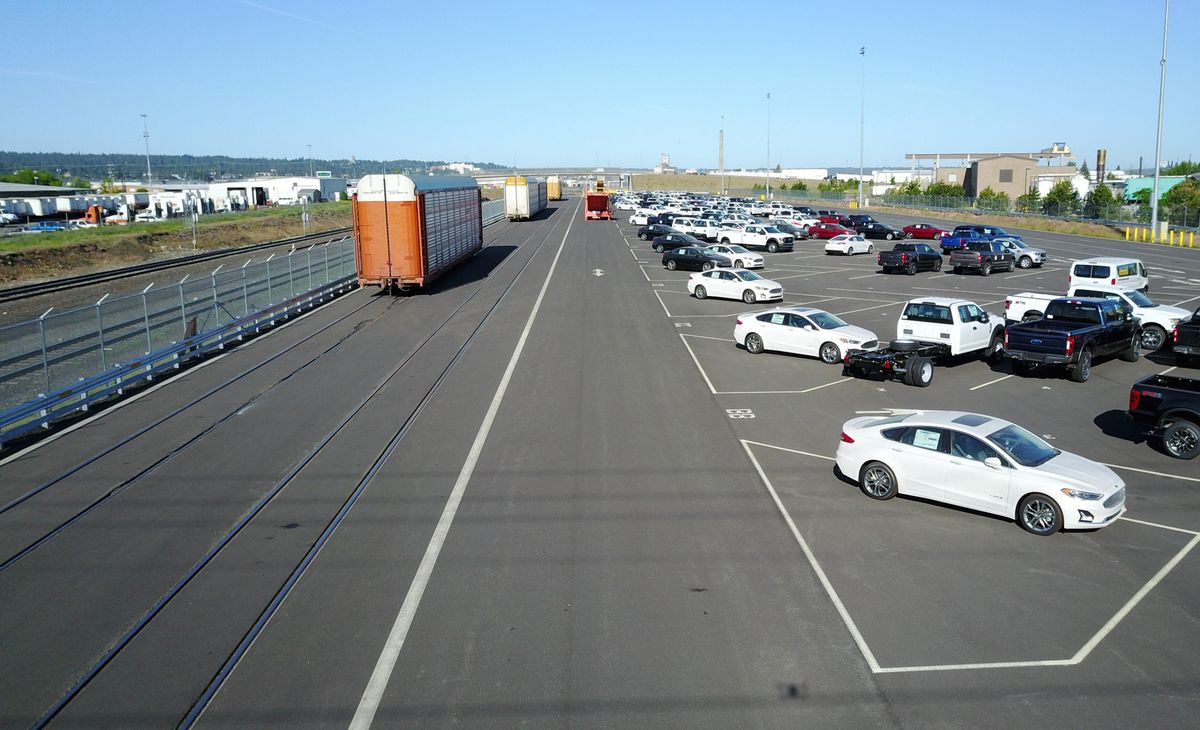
top-left (938, 224), bottom-right (1023, 255)
top-left (1003, 298), bottom-right (1140, 382)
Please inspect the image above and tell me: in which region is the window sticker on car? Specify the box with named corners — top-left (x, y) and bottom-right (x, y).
top-left (912, 429), bottom-right (941, 450)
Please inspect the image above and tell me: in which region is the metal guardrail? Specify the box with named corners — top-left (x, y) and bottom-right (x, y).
top-left (0, 227), bottom-right (353, 304)
top-left (0, 199), bottom-right (509, 448)
top-left (0, 237), bottom-right (357, 447)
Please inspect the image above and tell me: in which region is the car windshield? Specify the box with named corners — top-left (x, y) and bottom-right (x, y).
top-left (1125, 290), bottom-right (1156, 307)
top-left (737, 271), bottom-right (764, 281)
top-left (809, 312), bottom-right (848, 329)
top-left (987, 424), bottom-right (1060, 467)
top-left (728, 245), bottom-right (750, 253)
top-left (762, 226), bottom-right (782, 233)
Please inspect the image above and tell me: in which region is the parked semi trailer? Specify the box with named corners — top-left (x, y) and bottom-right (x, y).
top-left (547, 175), bottom-right (563, 201)
top-left (504, 176), bottom-right (548, 221)
top-left (585, 192), bottom-right (612, 220)
top-left (352, 174), bottom-right (483, 292)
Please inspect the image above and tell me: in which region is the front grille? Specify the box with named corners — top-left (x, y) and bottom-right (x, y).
top-left (861, 340), bottom-right (879, 350)
top-left (768, 288), bottom-right (782, 294)
top-left (1104, 487), bottom-right (1125, 509)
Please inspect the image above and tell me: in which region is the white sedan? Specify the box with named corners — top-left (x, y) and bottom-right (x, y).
top-left (835, 410), bottom-right (1126, 535)
top-left (703, 244), bottom-right (764, 269)
top-left (688, 269), bottom-right (783, 304)
top-left (734, 307), bottom-right (880, 363)
top-left (824, 234), bottom-right (873, 255)
top-left (629, 212), bottom-right (651, 225)
top-left (614, 199), bottom-right (638, 210)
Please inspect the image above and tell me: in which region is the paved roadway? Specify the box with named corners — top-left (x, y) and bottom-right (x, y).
top-left (1, 199), bottom-right (1199, 728)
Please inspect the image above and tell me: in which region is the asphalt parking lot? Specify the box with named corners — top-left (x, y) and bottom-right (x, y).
top-left (614, 207), bottom-right (1200, 720)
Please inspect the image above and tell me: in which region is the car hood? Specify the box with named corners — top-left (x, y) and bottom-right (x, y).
top-left (748, 278), bottom-right (781, 288)
top-left (1148, 304), bottom-right (1190, 320)
top-left (831, 325), bottom-right (878, 342)
top-left (1036, 450), bottom-right (1122, 492)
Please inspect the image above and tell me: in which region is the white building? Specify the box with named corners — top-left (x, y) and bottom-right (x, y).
top-left (205, 176), bottom-right (347, 210)
top-left (722, 168), bottom-right (828, 179)
top-left (1032, 173), bottom-right (1089, 200)
top-left (435, 162), bottom-right (480, 174)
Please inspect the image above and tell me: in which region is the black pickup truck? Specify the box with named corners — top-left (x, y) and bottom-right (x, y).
top-left (950, 241), bottom-right (1016, 276)
top-left (877, 242), bottom-right (942, 275)
top-left (1003, 298), bottom-right (1140, 382)
top-left (1128, 373), bottom-right (1200, 459)
top-left (1173, 308), bottom-right (1200, 367)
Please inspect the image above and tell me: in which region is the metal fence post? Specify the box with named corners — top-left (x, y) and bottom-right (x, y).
top-left (306, 244), bottom-right (314, 293)
top-left (38, 307), bottom-right (53, 394)
top-left (287, 245), bottom-right (296, 299)
top-left (95, 293), bottom-right (109, 371)
top-left (178, 274), bottom-right (189, 340)
top-left (324, 242), bottom-right (330, 286)
top-left (265, 253), bottom-right (275, 306)
top-left (211, 265), bottom-right (223, 326)
top-left (242, 259), bottom-right (251, 316)
top-left (141, 282), bottom-right (155, 355)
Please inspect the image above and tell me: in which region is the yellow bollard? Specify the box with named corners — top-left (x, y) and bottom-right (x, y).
top-left (1169, 230), bottom-right (1174, 245)
top-left (1125, 227), bottom-right (1130, 240)
top-left (1143, 228), bottom-right (1149, 242)
top-left (1152, 228), bottom-right (1157, 243)
top-left (1191, 232), bottom-right (1196, 248)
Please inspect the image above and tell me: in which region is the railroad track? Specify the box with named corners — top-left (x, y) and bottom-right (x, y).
top-left (0, 227), bottom-right (352, 304)
top-left (7, 206), bottom-right (569, 727)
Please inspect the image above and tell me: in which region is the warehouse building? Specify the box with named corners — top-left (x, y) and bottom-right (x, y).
top-left (963, 155), bottom-right (1078, 199)
top-left (206, 176), bottom-right (347, 210)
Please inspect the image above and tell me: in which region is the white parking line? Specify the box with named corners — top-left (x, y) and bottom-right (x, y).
top-left (1121, 517), bottom-right (1200, 536)
top-left (683, 334), bottom-right (733, 343)
top-left (678, 334), bottom-right (719, 394)
top-left (350, 199), bottom-right (579, 729)
top-left (926, 274), bottom-right (953, 280)
top-left (1173, 294), bottom-right (1200, 307)
top-left (1003, 269), bottom-right (1052, 280)
top-left (848, 273), bottom-right (883, 280)
top-left (652, 289), bottom-right (674, 318)
top-left (1101, 463), bottom-right (1200, 484)
top-left (832, 301), bottom-right (904, 316)
top-left (969, 374), bottom-right (1014, 391)
top-left (741, 438), bottom-right (1200, 676)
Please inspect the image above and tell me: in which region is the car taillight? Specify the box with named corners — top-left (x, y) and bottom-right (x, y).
top-left (1173, 328), bottom-right (1179, 343)
top-left (1004, 331), bottom-right (1009, 347)
top-left (901, 254), bottom-right (909, 263)
top-left (1129, 389), bottom-right (1141, 411)
top-left (840, 431), bottom-right (855, 443)
top-left (976, 254), bottom-right (983, 261)
top-left (1065, 334), bottom-right (1075, 355)
top-left (735, 318), bottom-right (743, 325)
top-left (1004, 300), bottom-right (1011, 310)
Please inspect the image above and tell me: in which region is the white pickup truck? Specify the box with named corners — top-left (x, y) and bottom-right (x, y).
top-left (715, 223), bottom-right (795, 253)
top-left (1005, 287), bottom-right (1189, 350)
top-left (673, 217), bottom-right (722, 242)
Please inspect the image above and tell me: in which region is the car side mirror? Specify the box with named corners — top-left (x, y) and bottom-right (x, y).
top-left (979, 313), bottom-right (990, 323)
top-left (804, 325), bottom-right (816, 331)
top-left (1126, 312), bottom-right (1134, 322)
top-left (984, 457), bottom-right (1002, 470)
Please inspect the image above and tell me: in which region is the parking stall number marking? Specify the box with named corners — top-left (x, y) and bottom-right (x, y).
top-left (726, 409), bottom-right (756, 419)
top-left (675, 322), bottom-right (692, 328)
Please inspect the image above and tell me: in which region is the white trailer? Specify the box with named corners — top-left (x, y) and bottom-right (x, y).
top-left (504, 176), bottom-right (548, 221)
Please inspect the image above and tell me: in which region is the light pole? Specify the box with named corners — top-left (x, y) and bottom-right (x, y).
top-left (766, 92), bottom-right (771, 200)
top-left (141, 114), bottom-right (152, 190)
top-left (858, 47), bottom-right (866, 208)
top-left (1150, 0), bottom-right (1169, 234)
top-left (307, 144), bottom-right (313, 177)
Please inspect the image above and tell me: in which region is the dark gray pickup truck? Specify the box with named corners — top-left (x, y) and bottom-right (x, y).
top-left (1003, 298), bottom-right (1140, 382)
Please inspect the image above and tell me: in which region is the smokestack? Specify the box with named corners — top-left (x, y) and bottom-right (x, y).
top-left (1096, 149), bottom-right (1107, 184)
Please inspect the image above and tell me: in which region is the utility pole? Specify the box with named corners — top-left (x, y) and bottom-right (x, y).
top-left (307, 144), bottom-right (313, 177)
top-left (858, 47), bottom-right (866, 208)
top-left (718, 125), bottom-right (725, 196)
top-left (766, 92), bottom-right (771, 200)
top-left (141, 114), bottom-right (152, 190)
top-left (1150, 0), bottom-right (1169, 234)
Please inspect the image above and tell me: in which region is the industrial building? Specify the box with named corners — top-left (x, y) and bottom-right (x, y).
top-left (205, 176), bottom-right (346, 210)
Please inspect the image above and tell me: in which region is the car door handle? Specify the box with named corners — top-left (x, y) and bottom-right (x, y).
top-left (890, 448), bottom-right (902, 453)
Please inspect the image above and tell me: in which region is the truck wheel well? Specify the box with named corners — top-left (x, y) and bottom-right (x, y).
top-left (1159, 410), bottom-right (1200, 429)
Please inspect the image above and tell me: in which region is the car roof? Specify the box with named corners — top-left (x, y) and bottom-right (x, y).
top-left (872, 410), bottom-right (1014, 435)
top-left (903, 296), bottom-right (975, 307)
top-left (1073, 257), bottom-right (1142, 265)
top-left (750, 306), bottom-right (830, 317)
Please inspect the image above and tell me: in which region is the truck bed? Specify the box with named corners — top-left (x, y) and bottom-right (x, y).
top-left (1136, 373), bottom-right (1200, 394)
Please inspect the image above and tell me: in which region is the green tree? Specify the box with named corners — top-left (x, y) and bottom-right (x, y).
top-left (789, 181), bottom-right (807, 191)
top-left (1083, 184), bottom-right (1117, 219)
top-left (1078, 160), bottom-right (1090, 179)
top-left (1131, 189), bottom-right (1152, 223)
top-left (925, 181), bottom-right (965, 197)
top-left (1163, 161), bottom-right (1200, 176)
top-left (893, 179), bottom-right (922, 196)
top-left (1015, 186), bottom-right (1041, 213)
top-left (976, 187), bottom-right (1010, 212)
top-left (1161, 178), bottom-right (1200, 227)
top-left (0, 168), bottom-right (63, 186)
top-left (1042, 179), bottom-right (1080, 216)
top-left (99, 177), bottom-right (122, 194)
top-left (69, 176), bottom-right (91, 189)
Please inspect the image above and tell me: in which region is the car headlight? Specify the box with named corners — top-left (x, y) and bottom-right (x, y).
top-left (1170, 319), bottom-right (1181, 327)
top-left (1060, 488), bottom-right (1104, 501)
top-left (838, 338), bottom-right (860, 345)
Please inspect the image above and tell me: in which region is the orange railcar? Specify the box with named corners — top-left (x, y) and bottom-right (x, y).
top-left (584, 192), bottom-right (611, 220)
top-left (352, 174), bottom-right (483, 291)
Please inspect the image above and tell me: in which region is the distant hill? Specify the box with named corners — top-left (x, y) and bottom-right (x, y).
top-left (0, 151), bottom-right (507, 182)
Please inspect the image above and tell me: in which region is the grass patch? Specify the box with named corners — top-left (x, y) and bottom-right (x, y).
top-left (870, 204), bottom-right (1126, 240)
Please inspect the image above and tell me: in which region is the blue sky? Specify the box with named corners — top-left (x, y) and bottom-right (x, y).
top-left (3, 0), bottom-right (1195, 171)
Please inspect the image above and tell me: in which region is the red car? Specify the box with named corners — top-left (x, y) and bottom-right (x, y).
top-left (902, 223), bottom-right (950, 240)
top-left (818, 213), bottom-right (850, 225)
top-left (808, 222), bottom-right (854, 239)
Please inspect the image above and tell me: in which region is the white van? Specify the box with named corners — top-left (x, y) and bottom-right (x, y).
top-left (1069, 257), bottom-right (1149, 293)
